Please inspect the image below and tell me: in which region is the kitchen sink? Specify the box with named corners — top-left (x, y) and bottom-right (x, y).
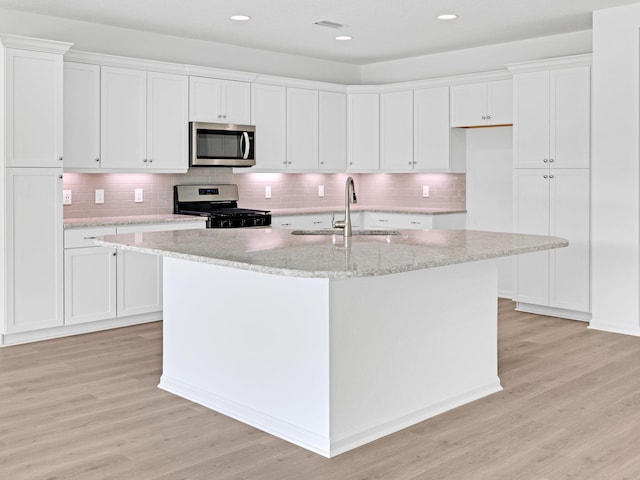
top-left (291, 229), bottom-right (401, 236)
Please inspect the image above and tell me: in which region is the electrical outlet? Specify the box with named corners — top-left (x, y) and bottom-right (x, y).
top-left (422, 185), bottom-right (430, 198)
top-left (95, 189), bottom-right (105, 204)
top-left (63, 190), bottom-right (72, 205)
top-left (318, 185), bottom-right (325, 197)
top-left (265, 186), bottom-right (272, 199)
top-left (135, 188), bottom-right (143, 203)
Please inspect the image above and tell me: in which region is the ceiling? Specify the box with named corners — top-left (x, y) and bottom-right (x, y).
top-left (0, 0), bottom-right (638, 65)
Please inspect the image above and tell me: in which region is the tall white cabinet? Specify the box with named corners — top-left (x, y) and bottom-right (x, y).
top-left (0, 35), bottom-right (72, 336)
top-left (509, 55), bottom-right (592, 320)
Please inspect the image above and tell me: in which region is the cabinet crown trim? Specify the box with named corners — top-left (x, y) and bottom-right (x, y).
top-left (0, 34), bottom-right (72, 54)
top-left (65, 50), bottom-right (189, 75)
top-left (506, 53), bottom-right (592, 73)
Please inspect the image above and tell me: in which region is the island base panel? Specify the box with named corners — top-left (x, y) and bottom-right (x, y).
top-left (159, 257), bottom-right (502, 458)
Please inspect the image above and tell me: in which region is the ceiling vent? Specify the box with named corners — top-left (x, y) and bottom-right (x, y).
top-left (314, 20), bottom-right (348, 29)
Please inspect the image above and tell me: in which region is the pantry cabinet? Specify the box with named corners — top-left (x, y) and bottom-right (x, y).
top-left (347, 93), bottom-right (380, 171)
top-left (450, 80), bottom-right (512, 127)
top-left (5, 168), bottom-right (64, 333)
top-left (250, 83), bottom-right (287, 171)
top-left (4, 46), bottom-right (66, 168)
top-left (100, 66), bottom-right (188, 171)
top-left (513, 66), bottom-right (590, 169)
top-left (286, 88), bottom-right (319, 170)
top-left (189, 76), bottom-right (251, 124)
top-left (513, 169), bottom-right (590, 315)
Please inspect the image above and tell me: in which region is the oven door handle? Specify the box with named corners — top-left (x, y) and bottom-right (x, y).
top-left (241, 132), bottom-right (250, 160)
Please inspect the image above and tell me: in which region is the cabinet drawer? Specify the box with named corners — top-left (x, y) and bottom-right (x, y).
top-left (65, 227), bottom-right (117, 248)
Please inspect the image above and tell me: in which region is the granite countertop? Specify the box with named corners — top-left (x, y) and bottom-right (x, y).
top-left (63, 214), bottom-right (207, 229)
top-left (95, 228), bottom-right (567, 279)
top-left (269, 206), bottom-right (467, 216)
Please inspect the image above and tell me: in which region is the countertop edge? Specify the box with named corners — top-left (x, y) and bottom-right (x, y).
top-left (63, 214), bottom-right (207, 229)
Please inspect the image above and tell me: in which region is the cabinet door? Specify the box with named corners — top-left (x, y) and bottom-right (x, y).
top-left (347, 93), bottom-right (379, 171)
top-left (4, 169), bottom-right (63, 333)
top-left (188, 76), bottom-right (221, 122)
top-left (287, 88), bottom-right (318, 170)
top-left (414, 86), bottom-right (450, 171)
top-left (100, 66), bottom-right (147, 169)
top-left (318, 91), bottom-right (347, 171)
top-left (251, 84), bottom-right (286, 170)
top-left (380, 90), bottom-right (414, 171)
top-left (513, 170), bottom-right (551, 306)
top-left (551, 66), bottom-right (590, 169)
top-left (116, 250), bottom-right (162, 317)
top-left (221, 80), bottom-right (251, 124)
top-left (146, 72), bottom-right (188, 171)
top-left (486, 80), bottom-right (513, 125)
top-left (549, 169), bottom-right (590, 312)
top-left (513, 71), bottom-right (551, 168)
top-left (64, 247), bottom-right (117, 325)
top-left (64, 62), bottom-right (101, 170)
top-left (5, 49), bottom-right (64, 167)
top-left (450, 83), bottom-right (486, 127)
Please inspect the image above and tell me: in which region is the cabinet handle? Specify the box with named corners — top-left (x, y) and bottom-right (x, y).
top-left (543, 159), bottom-right (548, 163)
top-left (113, 252), bottom-right (117, 256)
top-left (283, 161), bottom-right (287, 165)
top-left (549, 175), bottom-right (554, 179)
top-left (95, 158), bottom-right (100, 163)
top-left (349, 162), bottom-right (353, 165)
top-left (83, 236), bottom-right (97, 240)
top-left (148, 159), bottom-right (153, 163)
top-left (288, 161), bottom-right (292, 165)
top-left (143, 159), bottom-right (148, 163)
top-left (58, 156), bottom-right (63, 161)
top-left (413, 161), bottom-right (417, 165)
top-left (408, 162), bottom-right (413, 165)
top-left (379, 219), bottom-right (389, 223)
top-left (58, 174), bottom-right (63, 179)
top-left (320, 161), bottom-right (324, 165)
top-left (549, 158), bottom-right (554, 163)
top-left (543, 175), bottom-right (548, 179)
top-left (487, 115), bottom-right (491, 120)
top-left (482, 116), bottom-right (487, 120)
top-left (313, 221), bottom-right (322, 224)
top-left (282, 223), bottom-right (292, 226)
top-left (410, 221), bottom-right (420, 225)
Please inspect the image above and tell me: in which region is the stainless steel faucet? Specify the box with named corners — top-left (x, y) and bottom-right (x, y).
top-left (333, 176), bottom-right (358, 237)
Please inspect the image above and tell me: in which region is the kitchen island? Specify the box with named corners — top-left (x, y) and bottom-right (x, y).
top-left (96, 228), bottom-right (567, 458)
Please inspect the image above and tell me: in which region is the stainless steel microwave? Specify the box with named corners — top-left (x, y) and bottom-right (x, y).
top-left (189, 122), bottom-right (256, 167)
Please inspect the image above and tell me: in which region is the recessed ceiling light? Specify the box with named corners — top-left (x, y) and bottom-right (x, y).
top-left (437, 14), bottom-right (458, 20)
top-left (230, 15), bottom-right (251, 21)
top-left (336, 36), bottom-right (353, 41)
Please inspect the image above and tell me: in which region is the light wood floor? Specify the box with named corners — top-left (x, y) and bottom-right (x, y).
top-left (2, 299), bottom-right (640, 479)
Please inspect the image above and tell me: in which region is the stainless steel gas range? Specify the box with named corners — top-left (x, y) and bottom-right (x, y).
top-left (173, 184), bottom-right (271, 228)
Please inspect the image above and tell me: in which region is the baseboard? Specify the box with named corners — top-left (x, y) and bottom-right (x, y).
top-left (515, 302), bottom-right (591, 322)
top-left (0, 311), bottom-right (162, 347)
top-left (588, 320), bottom-right (640, 337)
top-left (159, 375), bottom-right (502, 458)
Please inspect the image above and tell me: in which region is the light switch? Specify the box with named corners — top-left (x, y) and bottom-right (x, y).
top-left (318, 185), bottom-right (324, 197)
top-left (422, 186), bottom-right (430, 198)
top-left (95, 189), bottom-right (105, 204)
top-left (135, 188), bottom-right (143, 203)
top-left (265, 186), bottom-right (271, 199)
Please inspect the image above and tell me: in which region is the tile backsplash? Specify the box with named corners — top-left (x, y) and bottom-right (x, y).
top-left (62, 169), bottom-right (465, 218)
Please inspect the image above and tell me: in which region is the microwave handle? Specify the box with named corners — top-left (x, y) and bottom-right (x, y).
top-left (242, 132), bottom-right (250, 160)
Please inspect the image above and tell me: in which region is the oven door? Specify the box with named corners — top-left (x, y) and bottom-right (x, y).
top-left (190, 122), bottom-right (256, 167)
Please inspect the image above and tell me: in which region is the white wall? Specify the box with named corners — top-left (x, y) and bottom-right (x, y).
top-left (0, 8), bottom-right (361, 84)
top-left (590, 4), bottom-right (640, 335)
top-left (464, 127), bottom-right (514, 298)
top-left (361, 31), bottom-right (592, 84)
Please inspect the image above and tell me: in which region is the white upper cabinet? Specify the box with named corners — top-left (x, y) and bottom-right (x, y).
top-left (450, 80), bottom-right (512, 127)
top-left (380, 90), bottom-right (414, 171)
top-left (100, 66), bottom-right (188, 172)
top-left (250, 83), bottom-right (287, 171)
top-left (64, 62), bottom-right (101, 170)
top-left (189, 77), bottom-right (251, 124)
top-left (5, 48), bottom-right (66, 167)
top-left (347, 93), bottom-right (380, 171)
top-left (318, 91), bottom-right (347, 171)
top-left (513, 65), bottom-right (590, 169)
top-left (286, 88), bottom-right (319, 170)
top-left (146, 71), bottom-right (189, 170)
top-left (413, 86), bottom-right (452, 172)
top-left (100, 66), bottom-right (147, 169)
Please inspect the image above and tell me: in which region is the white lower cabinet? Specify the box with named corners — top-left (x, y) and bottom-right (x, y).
top-left (63, 220), bottom-right (206, 327)
top-left (271, 212), bottom-right (464, 230)
top-left (271, 213), bottom-right (338, 229)
top-left (513, 169), bottom-right (590, 316)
